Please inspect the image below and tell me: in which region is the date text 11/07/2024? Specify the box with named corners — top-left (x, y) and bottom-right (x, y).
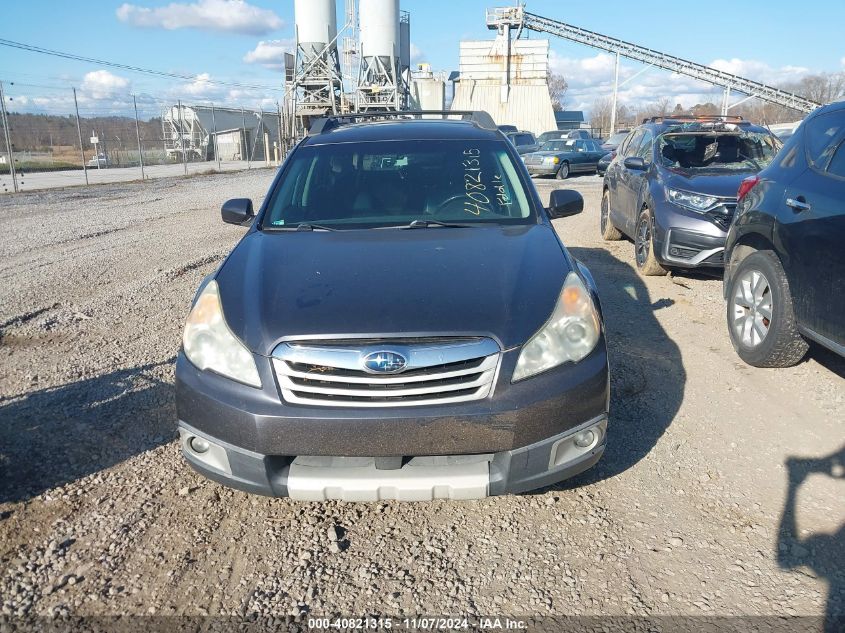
top-left (307, 617), bottom-right (528, 630)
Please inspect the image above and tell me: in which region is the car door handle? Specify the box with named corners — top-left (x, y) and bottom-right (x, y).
top-left (786, 197), bottom-right (811, 212)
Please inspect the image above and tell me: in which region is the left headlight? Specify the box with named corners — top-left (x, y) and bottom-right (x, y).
top-left (182, 280), bottom-right (261, 388)
top-left (513, 272), bottom-right (601, 382)
top-left (666, 188), bottom-right (718, 212)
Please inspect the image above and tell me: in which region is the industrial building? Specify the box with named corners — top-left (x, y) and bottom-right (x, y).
top-left (161, 105), bottom-right (281, 162)
top-left (450, 38), bottom-right (557, 136)
top-left (410, 63), bottom-right (446, 111)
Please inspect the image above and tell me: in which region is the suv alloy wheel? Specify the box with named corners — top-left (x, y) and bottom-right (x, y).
top-left (727, 251), bottom-right (809, 367)
top-left (600, 190), bottom-right (622, 241)
top-left (634, 208), bottom-right (667, 276)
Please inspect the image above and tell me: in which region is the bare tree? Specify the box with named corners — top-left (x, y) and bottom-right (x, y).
top-left (734, 71), bottom-right (845, 126)
top-left (589, 96), bottom-right (630, 136)
top-left (633, 97), bottom-right (673, 122)
top-left (794, 72), bottom-right (845, 104)
top-left (548, 73), bottom-right (569, 112)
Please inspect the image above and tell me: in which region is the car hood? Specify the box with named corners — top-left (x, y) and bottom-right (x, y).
top-left (661, 168), bottom-right (753, 199)
top-left (216, 224), bottom-right (570, 355)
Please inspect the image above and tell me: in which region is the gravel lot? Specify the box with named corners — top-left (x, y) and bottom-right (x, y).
top-left (0, 169), bottom-right (842, 627)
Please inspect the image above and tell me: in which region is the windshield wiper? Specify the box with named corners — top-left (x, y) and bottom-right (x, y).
top-left (265, 222), bottom-right (338, 232)
top-left (295, 223), bottom-right (338, 232)
top-left (403, 219), bottom-right (472, 229)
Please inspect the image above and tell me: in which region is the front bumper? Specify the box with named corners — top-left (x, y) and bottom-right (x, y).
top-left (175, 340), bottom-right (609, 498)
top-left (653, 202), bottom-right (730, 269)
top-left (526, 164), bottom-right (559, 176)
top-left (660, 227), bottom-right (727, 267)
top-left (178, 415), bottom-right (606, 500)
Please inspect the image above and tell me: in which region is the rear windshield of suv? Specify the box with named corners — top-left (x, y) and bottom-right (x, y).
top-left (262, 139), bottom-right (533, 229)
top-left (656, 129), bottom-right (779, 172)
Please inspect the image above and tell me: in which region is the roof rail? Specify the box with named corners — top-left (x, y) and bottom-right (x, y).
top-left (642, 114), bottom-right (745, 124)
top-left (309, 110), bottom-right (497, 135)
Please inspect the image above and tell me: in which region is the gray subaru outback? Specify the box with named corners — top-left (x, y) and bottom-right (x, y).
top-left (176, 111), bottom-right (609, 501)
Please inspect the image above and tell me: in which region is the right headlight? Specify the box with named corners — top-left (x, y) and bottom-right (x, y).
top-left (512, 272), bottom-right (601, 382)
top-left (666, 188), bottom-right (718, 212)
top-left (182, 280), bottom-right (261, 388)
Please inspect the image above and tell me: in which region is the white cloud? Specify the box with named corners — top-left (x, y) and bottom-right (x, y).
top-left (180, 73), bottom-right (219, 97)
top-left (116, 0), bottom-right (283, 35)
top-left (81, 70), bottom-right (130, 98)
top-left (243, 39), bottom-right (294, 70)
top-left (709, 58), bottom-right (810, 85)
top-left (550, 49), bottom-right (820, 115)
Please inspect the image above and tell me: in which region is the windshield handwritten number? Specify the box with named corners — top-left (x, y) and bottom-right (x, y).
top-left (465, 172), bottom-right (485, 192)
top-left (462, 148), bottom-right (490, 215)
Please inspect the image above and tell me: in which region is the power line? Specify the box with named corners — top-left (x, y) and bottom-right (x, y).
top-left (0, 37), bottom-right (282, 92)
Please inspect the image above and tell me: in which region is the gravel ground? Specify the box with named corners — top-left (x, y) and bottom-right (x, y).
top-left (0, 170), bottom-right (842, 627)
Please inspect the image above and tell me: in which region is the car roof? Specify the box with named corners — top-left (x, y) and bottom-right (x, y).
top-left (809, 100), bottom-right (845, 117)
top-left (302, 119), bottom-right (501, 146)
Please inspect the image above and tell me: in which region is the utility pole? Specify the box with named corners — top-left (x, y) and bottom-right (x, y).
top-left (0, 81), bottom-right (19, 193)
top-left (210, 102), bottom-right (221, 171)
top-left (73, 88), bottom-right (88, 185)
top-left (132, 95), bottom-right (145, 180)
top-left (241, 107), bottom-right (250, 170)
top-left (609, 51), bottom-right (620, 137)
top-left (178, 100), bottom-right (187, 175)
top-left (277, 101), bottom-right (283, 160)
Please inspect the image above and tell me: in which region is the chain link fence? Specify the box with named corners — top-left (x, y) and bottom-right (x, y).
top-left (0, 81), bottom-right (296, 194)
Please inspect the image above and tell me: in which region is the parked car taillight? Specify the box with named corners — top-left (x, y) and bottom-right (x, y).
top-left (737, 175), bottom-right (760, 202)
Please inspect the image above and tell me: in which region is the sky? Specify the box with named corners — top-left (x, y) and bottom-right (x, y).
top-left (2, 0), bottom-right (844, 120)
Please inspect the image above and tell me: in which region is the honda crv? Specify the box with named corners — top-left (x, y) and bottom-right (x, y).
top-left (601, 116), bottom-right (780, 275)
top-left (175, 112), bottom-right (610, 501)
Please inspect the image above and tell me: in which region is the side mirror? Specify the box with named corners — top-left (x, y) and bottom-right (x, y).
top-left (221, 198), bottom-right (254, 225)
top-left (547, 189), bottom-right (583, 219)
top-left (623, 156), bottom-right (647, 171)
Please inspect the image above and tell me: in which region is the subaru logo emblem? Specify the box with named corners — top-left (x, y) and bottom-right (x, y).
top-left (362, 351), bottom-right (407, 374)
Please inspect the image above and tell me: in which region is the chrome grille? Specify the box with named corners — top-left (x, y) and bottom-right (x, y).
top-left (272, 338), bottom-right (500, 407)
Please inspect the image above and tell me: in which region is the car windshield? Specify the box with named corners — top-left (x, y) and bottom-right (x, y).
top-left (539, 132), bottom-right (565, 142)
top-left (540, 140), bottom-right (574, 152)
top-left (657, 128), bottom-right (780, 172)
top-left (261, 139), bottom-right (533, 229)
top-left (605, 132), bottom-right (628, 145)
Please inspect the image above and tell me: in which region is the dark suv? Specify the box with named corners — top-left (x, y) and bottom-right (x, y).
top-left (176, 111), bottom-right (609, 501)
top-left (601, 116), bottom-right (780, 275)
top-left (724, 101), bottom-right (845, 367)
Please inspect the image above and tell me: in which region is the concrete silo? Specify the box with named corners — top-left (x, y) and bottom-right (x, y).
top-left (291, 0), bottom-right (343, 128)
top-left (410, 64), bottom-right (446, 112)
top-left (356, 0), bottom-right (408, 111)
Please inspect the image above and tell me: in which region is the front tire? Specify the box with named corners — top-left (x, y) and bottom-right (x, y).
top-left (556, 161), bottom-right (570, 180)
top-left (600, 190), bottom-right (622, 241)
top-left (726, 251), bottom-right (808, 367)
top-left (634, 208), bottom-right (667, 276)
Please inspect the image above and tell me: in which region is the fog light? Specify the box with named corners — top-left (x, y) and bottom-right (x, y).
top-left (670, 247), bottom-right (680, 256)
top-left (189, 436), bottom-right (210, 454)
top-left (574, 429), bottom-right (596, 448)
